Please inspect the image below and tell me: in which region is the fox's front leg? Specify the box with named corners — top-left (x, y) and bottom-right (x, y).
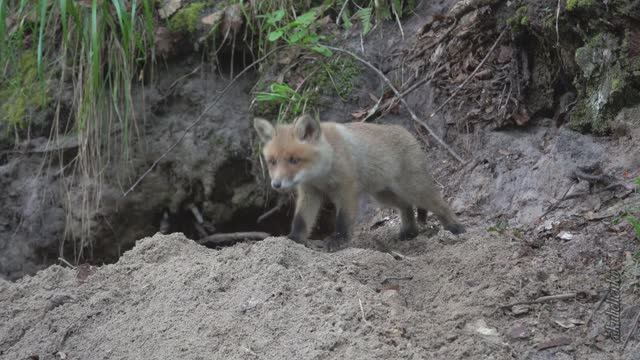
top-left (287, 186), bottom-right (323, 244)
top-left (326, 185), bottom-right (358, 252)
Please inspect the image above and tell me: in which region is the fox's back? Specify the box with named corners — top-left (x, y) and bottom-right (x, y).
top-left (323, 122), bottom-right (428, 193)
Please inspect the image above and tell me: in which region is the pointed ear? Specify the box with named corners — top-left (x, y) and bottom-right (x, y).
top-left (293, 114), bottom-right (321, 142)
top-left (253, 118), bottom-right (275, 143)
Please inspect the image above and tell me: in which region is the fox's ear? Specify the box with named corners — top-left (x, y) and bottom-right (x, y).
top-left (293, 114), bottom-right (321, 142)
top-left (253, 118), bottom-right (275, 143)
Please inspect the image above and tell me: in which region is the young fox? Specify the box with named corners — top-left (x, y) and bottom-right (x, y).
top-left (254, 114), bottom-right (465, 251)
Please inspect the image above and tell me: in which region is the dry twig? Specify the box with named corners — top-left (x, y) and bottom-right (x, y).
top-left (359, 298), bottom-right (368, 323)
top-left (57, 257), bottom-right (76, 270)
top-left (501, 292), bottom-right (579, 309)
top-left (585, 289), bottom-right (609, 327)
top-left (623, 307), bottom-right (640, 350)
top-left (198, 232), bottom-right (270, 246)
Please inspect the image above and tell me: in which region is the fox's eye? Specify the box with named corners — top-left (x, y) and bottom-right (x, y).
top-left (268, 158), bottom-right (276, 166)
top-left (289, 157), bottom-right (300, 165)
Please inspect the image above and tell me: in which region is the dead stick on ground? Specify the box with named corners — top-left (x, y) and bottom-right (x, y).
top-left (429, 29), bottom-right (506, 119)
top-left (359, 298), bottom-right (368, 323)
top-left (123, 46), bottom-right (285, 197)
top-left (539, 182), bottom-right (575, 219)
top-left (623, 307), bottom-right (640, 350)
top-left (325, 45), bottom-right (465, 163)
top-left (555, 0), bottom-right (561, 48)
top-left (198, 232), bottom-right (270, 246)
top-left (57, 257), bottom-right (76, 270)
top-left (500, 292), bottom-right (578, 308)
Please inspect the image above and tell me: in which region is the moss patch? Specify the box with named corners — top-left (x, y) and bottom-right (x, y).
top-left (507, 6), bottom-right (529, 30)
top-left (0, 51), bottom-right (50, 134)
top-left (566, 0), bottom-right (597, 11)
top-left (570, 32), bottom-right (640, 133)
top-left (168, 2), bottom-right (207, 33)
top-left (310, 56), bottom-right (362, 100)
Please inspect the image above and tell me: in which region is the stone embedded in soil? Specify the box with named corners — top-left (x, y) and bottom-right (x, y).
top-left (507, 322), bottom-right (532, 340)
top-left (535, 336), bottom-right (572, 351)
top-left (511, 304), bottom-right (531, 315)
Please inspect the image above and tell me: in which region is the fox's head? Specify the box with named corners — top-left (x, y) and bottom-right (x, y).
top-left (254, 114), bottom-right (332, 191)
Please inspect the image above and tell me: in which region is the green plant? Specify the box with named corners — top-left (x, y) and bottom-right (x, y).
top-left (614, 177), bottom-right (640, 241)
top-left (487, 221), bottom-right (509, 234)
top-left (255, 82), bottom-right (313, 121)
top-left (337, 0), bottom-right (415, 34)
top-left (626, 214), bottom-right (640, 240)
top-left (507, 6), bottom-right (529, 29)
top-left (265, 8), bottom-right (332, 56)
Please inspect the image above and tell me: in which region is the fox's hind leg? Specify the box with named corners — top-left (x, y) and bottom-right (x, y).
top-left (397, 173), bottom-right (465, 235)
top-left (411, 190), bottom-right (465, 235)
top-left (417, 208), bottom-right (428, 223)
top-left (373, 189), bottom-right (419, 241)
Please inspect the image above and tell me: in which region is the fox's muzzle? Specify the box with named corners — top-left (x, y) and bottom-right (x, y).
top-left (270, 178), bottom-right (295, 191)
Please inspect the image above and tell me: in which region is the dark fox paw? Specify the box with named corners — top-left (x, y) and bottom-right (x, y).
top-left (399, 227), bottom-right (419, 241)
top-left (286, 232), bottom-right (307, 245)
top-left (324, 235), bottom-right (348, 252)
top-left (445, 223), bottom-right (466, 235)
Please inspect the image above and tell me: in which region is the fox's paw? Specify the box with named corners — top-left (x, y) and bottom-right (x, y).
top-left (399, 226), bottom-right (419, 241)
top-left (445, 223), bottom-right (466, 235)
top-left (286, 232), bottom-right (307, 245)
top-left (324, 235), bottom-right (348, 252)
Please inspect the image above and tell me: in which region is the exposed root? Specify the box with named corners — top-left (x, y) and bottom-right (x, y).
top-left (198, 232), bottom-right (271, 246)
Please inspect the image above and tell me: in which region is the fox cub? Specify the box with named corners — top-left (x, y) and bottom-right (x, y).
top-left (254, 114), bottom-right (465, 251)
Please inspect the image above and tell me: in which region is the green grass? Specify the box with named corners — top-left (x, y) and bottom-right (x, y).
top-left (0, 0), bottom-right (155, 262)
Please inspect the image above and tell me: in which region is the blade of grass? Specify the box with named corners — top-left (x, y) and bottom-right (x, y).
top-left (0, 0), bottom-right (6, 64)
top-left (36, 0), bottom-right (47, 80)
top-left (90, 0), bottom-right (100, 96)
top-left (59, 0), bottom-right (68, 44)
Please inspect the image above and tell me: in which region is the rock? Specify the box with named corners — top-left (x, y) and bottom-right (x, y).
top-left (512, 304), bottom-right (530, 315)
top-left (464, 319), bottom-right (503, 344)
top-left (159, 0), bottom-right (182, 19)
top-left (535, 336), bottom-right (572, 351)
top-left (507, 322), bottom-right (531, 340)
top-left (557, 231), bottom-right (574, 241)
top-left (201, 10), bottom-right (223, 26)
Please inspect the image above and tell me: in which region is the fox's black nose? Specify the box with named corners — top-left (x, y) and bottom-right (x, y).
top-left (271, 180), bottom-right (282, 189)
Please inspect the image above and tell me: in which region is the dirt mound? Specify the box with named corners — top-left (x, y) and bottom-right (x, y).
top-left (2, 221), bottom-right (639, 359)
top-left (1, 233), bottom-right (419, 359)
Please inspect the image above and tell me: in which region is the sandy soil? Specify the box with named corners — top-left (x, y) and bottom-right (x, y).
top-left (1, 210), bottom-right (639, 360)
